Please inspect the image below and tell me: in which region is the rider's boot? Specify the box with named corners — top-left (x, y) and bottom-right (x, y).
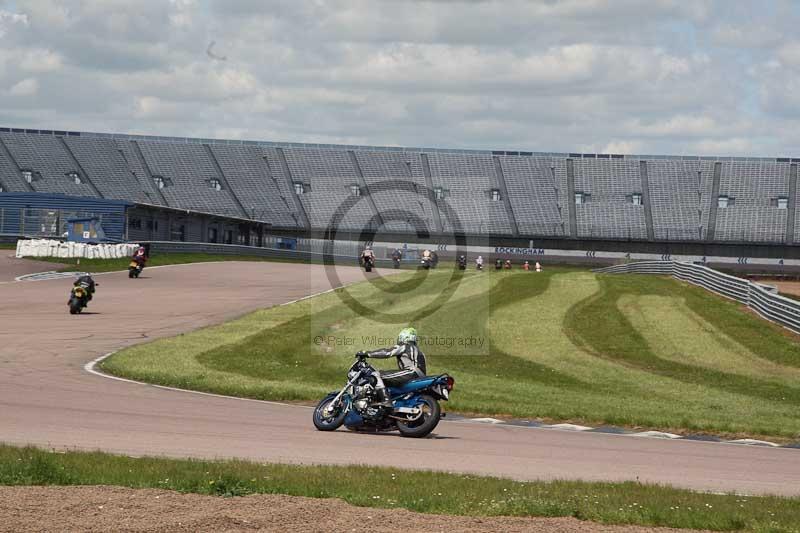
top-left (373, 387), bottom-right (392, 408)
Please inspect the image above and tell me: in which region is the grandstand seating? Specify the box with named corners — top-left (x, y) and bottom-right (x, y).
top-left (427, 153), bottom-right (513, 234)
top-left (64, 137), bottom-right (151, 203)
top-left (646, 159), bottom-right (709, 241)
top-left (113, 140), bottom-right (166, 206)
top-left (281, 147), bottom-right (375, 231)
top-left (0, 145), bottom-right (30, 192)
top-left (500, 155), bottom-right (565, 236)
top-left (210, 144), bottom-right (298, 228)
top-left (573, 158), bottom-right (647, 240)
top-left (354, 151), bottom-right (437, 234)
top-left (0, 129), bottom-right (796, 244)
top-left (137, 141), bottom-right (244, 218)
top-left (0, 133), bottom-right (99, 197)
top-left (715, 161), bottom-right (789, 243)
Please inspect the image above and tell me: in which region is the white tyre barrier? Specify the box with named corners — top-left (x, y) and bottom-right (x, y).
top-left (15, 239), bottom-right (140, 260)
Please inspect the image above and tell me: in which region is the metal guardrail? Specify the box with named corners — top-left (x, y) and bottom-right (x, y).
top-left (595, 261), bottom-right (800, 335)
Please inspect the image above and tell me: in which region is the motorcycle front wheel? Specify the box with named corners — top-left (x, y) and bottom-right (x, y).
top-left (68, 298), bottom-right (82, 315)
top-left (313, 396), bottom-right (347, 431)
top-left (396, 394), bottom-right (441, 438)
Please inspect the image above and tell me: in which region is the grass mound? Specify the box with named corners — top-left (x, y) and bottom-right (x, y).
top-left (103, 268), bottom-right (800, 439)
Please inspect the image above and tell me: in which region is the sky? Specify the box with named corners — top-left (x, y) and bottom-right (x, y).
top-left (0, 0), bottom-right (799, 156)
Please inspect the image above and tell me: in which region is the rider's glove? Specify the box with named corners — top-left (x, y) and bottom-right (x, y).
top-left (356, 351), bottom-right (368, 358)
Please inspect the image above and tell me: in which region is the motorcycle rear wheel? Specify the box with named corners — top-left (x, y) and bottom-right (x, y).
top-left (313, 397), bottom-right (347, 431)
top-left (396, 394), bottom-right (441, 438)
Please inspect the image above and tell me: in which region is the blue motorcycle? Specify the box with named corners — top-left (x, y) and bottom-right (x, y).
top-left (313, 352), bottom-right (454, 438)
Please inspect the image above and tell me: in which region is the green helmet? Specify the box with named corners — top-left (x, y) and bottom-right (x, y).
top-left (397, 327), bottom-right (418, 344)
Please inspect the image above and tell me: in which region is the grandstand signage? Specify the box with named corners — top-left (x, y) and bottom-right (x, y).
top-left (494, 246), bottom-right (545, 256)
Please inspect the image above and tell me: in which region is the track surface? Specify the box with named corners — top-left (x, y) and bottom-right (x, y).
top-left (0, 252), bottom-right (65, 282)
top-left (0, 261), bottom-right (798, 497)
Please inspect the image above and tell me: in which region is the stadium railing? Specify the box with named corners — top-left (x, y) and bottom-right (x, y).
top-left (594, 261), bottom-right (800, 334)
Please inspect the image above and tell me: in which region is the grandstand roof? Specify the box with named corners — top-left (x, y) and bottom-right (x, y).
top-left (0, 126), bottom-right (793, 163)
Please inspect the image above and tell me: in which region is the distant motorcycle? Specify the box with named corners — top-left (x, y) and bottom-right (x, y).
top-left (392, 255), bottom-right (401, 269)
top-left (362, 255), bottom-right (375, 273)
top-left (128, 258), bottom-right (145, 278)
top-left (313, 352), bottom-right (454, 438)
top-left (68, 275), bottom-right (96, 315)
top-left (457, 256), bottom-right (467, 270)
top-left (419, 256), bottom-right (432, 270)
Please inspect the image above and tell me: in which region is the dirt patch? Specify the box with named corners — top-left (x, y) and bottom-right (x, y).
top-left (0, 253), bottom-right (66, 282)
top-left (769, 281), bottom-right (800, 298)
top-left (0, 486), bottom-right (695, 533)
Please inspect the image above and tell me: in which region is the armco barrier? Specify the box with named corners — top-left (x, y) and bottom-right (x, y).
top-left (595, 261), bottom-right (800, 334)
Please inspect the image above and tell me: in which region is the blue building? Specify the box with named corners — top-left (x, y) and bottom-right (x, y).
top-left (0, 192), bottom-right (132, 241)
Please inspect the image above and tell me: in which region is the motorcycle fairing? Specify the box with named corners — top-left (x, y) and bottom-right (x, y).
top-left (387, 374), bottom-right (448, 396)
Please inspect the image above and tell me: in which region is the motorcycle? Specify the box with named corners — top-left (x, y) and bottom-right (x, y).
top-left (68, 276), bottom-right (96, 315)
top-left (419, 256), bottom-right (432, 270)
top-left (128, 259), bottom-right (145, 278)
top-left (313, 352), bottom-right (454, 438)
top-left (457, 256), bottom-right (467, 270)
top-left (392, 255), bottom-right (401, 269)
top-left (362, 255), bottom-right (375, 273)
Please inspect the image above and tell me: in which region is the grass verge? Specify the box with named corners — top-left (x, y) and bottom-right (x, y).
top-left (27, 252), bottom-right (323, 273)
top-left (1, 445), bottom-right (797, 532)
top-left (25, 252), bottom-right (432, 273)
top-left (102, 268), bottom-right (800, 440)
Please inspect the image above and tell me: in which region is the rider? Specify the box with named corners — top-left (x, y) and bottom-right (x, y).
top-left (132, 245), bottom-right (147, 266)
top-left (73, 273), bottom-right (96, 302)
top-left (361, 327), bottom-right (426, 407)
top-left (361, 245), bottom-right (375, 266)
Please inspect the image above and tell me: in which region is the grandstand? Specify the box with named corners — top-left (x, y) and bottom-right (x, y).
top-left (1, 127), bottom-right (799, 250)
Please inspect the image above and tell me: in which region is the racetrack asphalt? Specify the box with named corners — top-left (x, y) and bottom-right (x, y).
top-left (0, 259), bottom-right (798, 497)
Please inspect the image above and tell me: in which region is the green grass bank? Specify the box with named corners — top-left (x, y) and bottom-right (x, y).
top-left (1, 445), bottom-right (797, 532)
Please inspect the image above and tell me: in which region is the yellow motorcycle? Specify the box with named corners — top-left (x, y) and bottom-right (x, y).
top-left (128, 259), bottom-right (144, 278)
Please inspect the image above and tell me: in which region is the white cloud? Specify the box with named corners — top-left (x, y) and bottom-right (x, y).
top-left (0, 0), bottom-right (793, 156)
top-left (19, 49), bottom-right (63, 72)
top-left (0, 9), bottom-right (28, 37)
top-left (9, 77), bottom-right (39, 96)
top-left (689, 138), bottom-right (757, 156)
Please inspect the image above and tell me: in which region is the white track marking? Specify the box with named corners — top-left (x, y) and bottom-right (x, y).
top-left (728, 439), bottom-right (781, 447)
top-left (631, 431), bottom-right (683, 439)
